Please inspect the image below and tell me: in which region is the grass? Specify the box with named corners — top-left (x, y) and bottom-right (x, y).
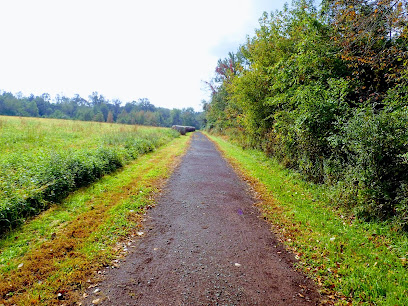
top-left (0, 116), bottom-right (179, 233)
top-left (0, 131), bottom-right (191, 305)
top-left (207, 133), bottom-right (408, 305)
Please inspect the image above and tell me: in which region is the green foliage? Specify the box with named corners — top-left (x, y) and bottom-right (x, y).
top-left (322, 0), bottom-right (408, 101)
top-left (210, 133), bottom-right (408, 305)
top-left (0, 91), bottom-right (203, 129)
top-left (0, 117), bottom-right (179, 234)
top-left (204, 0), bottom-right (408, 228)
top-left (328, 107), bottom-right (408, 222)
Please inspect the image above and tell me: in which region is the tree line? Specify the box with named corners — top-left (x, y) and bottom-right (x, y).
top-left (204, 0), bottom-right (408, 228)
top-left (0, 91), bottom-right (203, 128)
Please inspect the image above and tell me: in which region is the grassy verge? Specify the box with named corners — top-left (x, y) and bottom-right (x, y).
top-left (207, 133), bottom-right (408, 305)
top-left (0, 116), bottom-right (179, 233)
top-left (0, 133), bottom-right (190, 305)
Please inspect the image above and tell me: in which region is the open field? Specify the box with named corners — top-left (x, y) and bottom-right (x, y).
top-left (0, 127), bottom-right (190, 305)
top-left (208, 133), bottom-right (408, 305)
top-left (0, 116), bottom-right (179, 233)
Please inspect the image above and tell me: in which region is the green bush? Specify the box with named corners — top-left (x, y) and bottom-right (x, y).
top-left (204, 0), bottom-right (408, 230)
top-left (328, 107), bottom-right (408, 223)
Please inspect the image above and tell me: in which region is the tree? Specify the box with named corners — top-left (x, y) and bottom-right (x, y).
top-left (0, 91), bottom-right (203, 129)
top-left (107, 110), bottom-right (114, 123)
top-left (72, 94), bottom-right (89, 106)
top-left (25, 100), bottom-right (39, 117)
top-left (93, 112), bottom-right (105, 122)
top-left (117, 109), bottom-right (130, 124)
top-left (181, 108), bottom-right (196, 127)
top-left (76, 107), bottom-right (94, 121)
top-left (88, 91), bottom-right (106, 106)
top-left (137, 98), bottom-right (155, 112)
top-left (170, 108), bottom-right (182, 125)
top-left (322, 0), bottom-right (408, 101)
top-left (35, 96), bottom-right (52, 117)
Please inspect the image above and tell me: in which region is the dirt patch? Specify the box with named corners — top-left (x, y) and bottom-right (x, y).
top-left (83, 132), bottom-right (320, 305)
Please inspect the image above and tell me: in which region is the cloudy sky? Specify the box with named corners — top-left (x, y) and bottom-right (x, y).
top-left (0, 0), bottom-right (287, 111)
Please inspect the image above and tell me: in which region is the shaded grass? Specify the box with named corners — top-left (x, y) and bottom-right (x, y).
top-left (0, 134), bottom-right (190, 305)
top-left (207, 133), bottom-right (408, 305)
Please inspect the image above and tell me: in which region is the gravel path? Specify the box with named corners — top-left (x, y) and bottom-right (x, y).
top-left (83, 132), bottom-right (320, 305)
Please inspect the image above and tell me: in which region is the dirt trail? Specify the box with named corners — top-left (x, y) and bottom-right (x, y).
top-left (83, 132), bottom-right (320, 305)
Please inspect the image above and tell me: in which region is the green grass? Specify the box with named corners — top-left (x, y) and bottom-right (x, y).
top-left (0, 116), bottom-right (179, 233)
top-left (208, 133), bottom-right (408, 305)
top-left (0, 132), bottom-right (190, 305)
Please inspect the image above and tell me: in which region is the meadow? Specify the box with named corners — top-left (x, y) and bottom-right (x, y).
top-left (0, 116), bottom-right (179, 234)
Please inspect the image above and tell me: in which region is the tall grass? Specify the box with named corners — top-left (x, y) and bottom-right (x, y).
top-left (0, 116), bottom-right (179, 234)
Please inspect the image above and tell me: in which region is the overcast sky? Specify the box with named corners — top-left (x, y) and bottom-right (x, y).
top-left (0, 0), bottom-right (288, 111)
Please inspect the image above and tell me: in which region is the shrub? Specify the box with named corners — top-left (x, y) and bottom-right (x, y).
top-left (328, 107), bottom-right (408, 223)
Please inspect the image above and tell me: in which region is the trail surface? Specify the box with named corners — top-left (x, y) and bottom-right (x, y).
top-left (84, 132), bottom-right (319, 305)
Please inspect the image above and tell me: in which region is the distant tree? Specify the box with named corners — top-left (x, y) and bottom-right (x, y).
top-left (76, 107), bottom-right (94, 121)
top-left (99, 103), bottom-right (109, 121)
top-left (72, 94), bottom-right (89, 106)
top-left (0, 92), bottom-right (19, 116)
top-left (132, 110), bottom-right (145, 125)
top-left (144, 111), bottom-right (159, 126)
top-left (60, 100), bottom-right (77, 118)
top-left (0, 89), bottom-right (203, 129)
top-left (25, 100), bottom-right (39, 117)
top-left (50, 110), bottom-right (69, 119)
top-left (107, 110), bottom-right (114, 123)
top-left (170, 108), bottom-right (182, 125)
top-left (88, 91), bottom-right (106, 106)
top-left (124, 101), bottom-right (136, 113)
top-left (93, 112), bottom-right (105, 122)
top-left (158, 107), bottom-right (171, 126)
top-left (35, 96), bottom-right (52, 117)
top-left (138, 98), bottom-right (155, 112)
top-left (181, 108), bottom-right (196, 127)
top-left (117, 109), bottom-right (130, 124)
top-left (112, 99), bottom-right (122, 120)
top-left (41, 93), bottom-right (51, 102)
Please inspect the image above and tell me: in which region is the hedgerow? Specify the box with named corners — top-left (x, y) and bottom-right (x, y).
top-left (204, 0), bottom-right (408, 229)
